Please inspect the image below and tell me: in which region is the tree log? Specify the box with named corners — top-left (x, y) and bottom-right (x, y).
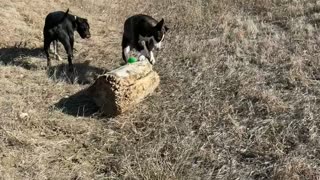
top-left (87, 60), bottom-right (160, 116)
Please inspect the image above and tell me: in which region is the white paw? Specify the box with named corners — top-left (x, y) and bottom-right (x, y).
top-left (56, 55), bottom-right (63, 61)
top-left (149, 57), bottom-right (155, 64)
top-left (138, 55), bottom-right (146, 61)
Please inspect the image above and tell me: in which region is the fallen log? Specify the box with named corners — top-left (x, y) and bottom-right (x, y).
top-left (87, 60), bottom-right (160, 116)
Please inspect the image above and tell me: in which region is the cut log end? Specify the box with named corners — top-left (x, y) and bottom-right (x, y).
top-left (87, 60), bottom-right (160, 116)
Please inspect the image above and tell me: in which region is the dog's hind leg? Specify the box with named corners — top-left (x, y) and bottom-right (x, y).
top-left (121, 35), bottom-right (130, 63)
top-left (123, 46), bottom-right (130, 62)
top-left (53, 40), bottom-right (56, 54)
top-left (44, 38), bottom-right (52, 68)
top-left (53, 40), bottom-right (63, 61)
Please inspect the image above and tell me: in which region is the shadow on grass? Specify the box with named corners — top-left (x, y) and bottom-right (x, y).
top-left (47, 60), bottom-right (109, 85)
top-left (0, 46), bottom-right (43, 70)
top-left (0, 46), bottom-right (108, 86)
top-left (53, 77), bottom-right (121, 118)
top-left (53, 89), bottom-right (101, 117)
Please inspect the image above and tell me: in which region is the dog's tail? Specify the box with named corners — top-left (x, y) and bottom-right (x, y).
top-left (58, 8), bottom-right (69, 24)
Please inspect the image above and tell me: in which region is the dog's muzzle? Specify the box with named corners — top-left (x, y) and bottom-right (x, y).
top-left (80, 33), bottom-right (91, 39)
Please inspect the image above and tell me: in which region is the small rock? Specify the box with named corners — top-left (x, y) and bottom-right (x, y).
top-left (39, 132), bottom-right (46, 137)
top-left (18, 112), bottom-right (29, 120)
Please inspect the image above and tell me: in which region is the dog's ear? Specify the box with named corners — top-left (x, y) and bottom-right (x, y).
top-left (65, 8), bottom-right (70, 15)
top-left (155, 18), bottom-right (164, 29)
top-left (164, 25), bottom-right (169, 32)
top-left (84, 19), bottom-right (90, 28)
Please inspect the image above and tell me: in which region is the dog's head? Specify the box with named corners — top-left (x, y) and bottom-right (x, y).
top-left (75, 17), bottom-right (91, 39)
top-left (152, 18), bottom-right (169, 50)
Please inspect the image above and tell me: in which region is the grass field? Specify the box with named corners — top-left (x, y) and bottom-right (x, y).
top-left (0, 0), bottom-right (320, 179)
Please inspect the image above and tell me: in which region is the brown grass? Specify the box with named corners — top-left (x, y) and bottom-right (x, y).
top-left (1, 0), bottom-right (320, 179)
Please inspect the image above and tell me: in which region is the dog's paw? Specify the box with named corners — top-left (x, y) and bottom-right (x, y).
top-left (149, 57), bottom-right (156, 65)
top-left (138, 55), bottom-right (146, 61)
top-left (56, 55), bottom-right (63, 61)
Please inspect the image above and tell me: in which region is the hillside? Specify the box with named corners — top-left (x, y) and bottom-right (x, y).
top-left (0, 0), bottom-right (320, 179)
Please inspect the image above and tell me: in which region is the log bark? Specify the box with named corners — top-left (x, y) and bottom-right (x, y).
top-left (87, 60), bottom-right (160, 116)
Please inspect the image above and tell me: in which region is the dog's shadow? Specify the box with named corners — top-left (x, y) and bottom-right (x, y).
top-left (1, 46), bottom-right (113, 117)
top-left (47, 61), bottom-right (109, 85)
top-left (0, 46), bottom-right (44, 70)
top-left (0, 46), bottom-right (107, 86)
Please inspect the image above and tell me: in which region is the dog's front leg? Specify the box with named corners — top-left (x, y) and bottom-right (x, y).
top-left (149, 51), bottom-right (155, 64)
top-left (59, 34), bottom-right (74, 72)
top-left (44, 38), bottom-right (52, 68)
top-left (142, 41), bottom-right (155, 64)
top-left (138, 40), bottom-right (149, 61)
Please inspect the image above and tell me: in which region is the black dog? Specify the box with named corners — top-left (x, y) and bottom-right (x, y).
top-left (43, 9), bottom-right (91, 72)
top-left (122, 14), bottom-right (169, 64)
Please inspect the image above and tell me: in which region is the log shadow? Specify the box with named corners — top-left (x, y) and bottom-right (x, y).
top-left (53, 89), bottom-right (101, 117)
top-left (53, 76), bottom-right (119, 118)
top-left (53, 87), bottom-right (117, 118)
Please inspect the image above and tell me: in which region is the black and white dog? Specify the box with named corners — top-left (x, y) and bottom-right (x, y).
top-left (43, 9), bottom-right (91, 71)
top-left (121, 14), bottom-right (169, 64)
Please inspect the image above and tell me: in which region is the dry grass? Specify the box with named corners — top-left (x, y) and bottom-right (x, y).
top-left (1, 0), bottom-right (320, 179)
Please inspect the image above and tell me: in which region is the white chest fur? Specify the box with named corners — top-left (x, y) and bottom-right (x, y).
top-left (138, 35), bottom-right (153, 44)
